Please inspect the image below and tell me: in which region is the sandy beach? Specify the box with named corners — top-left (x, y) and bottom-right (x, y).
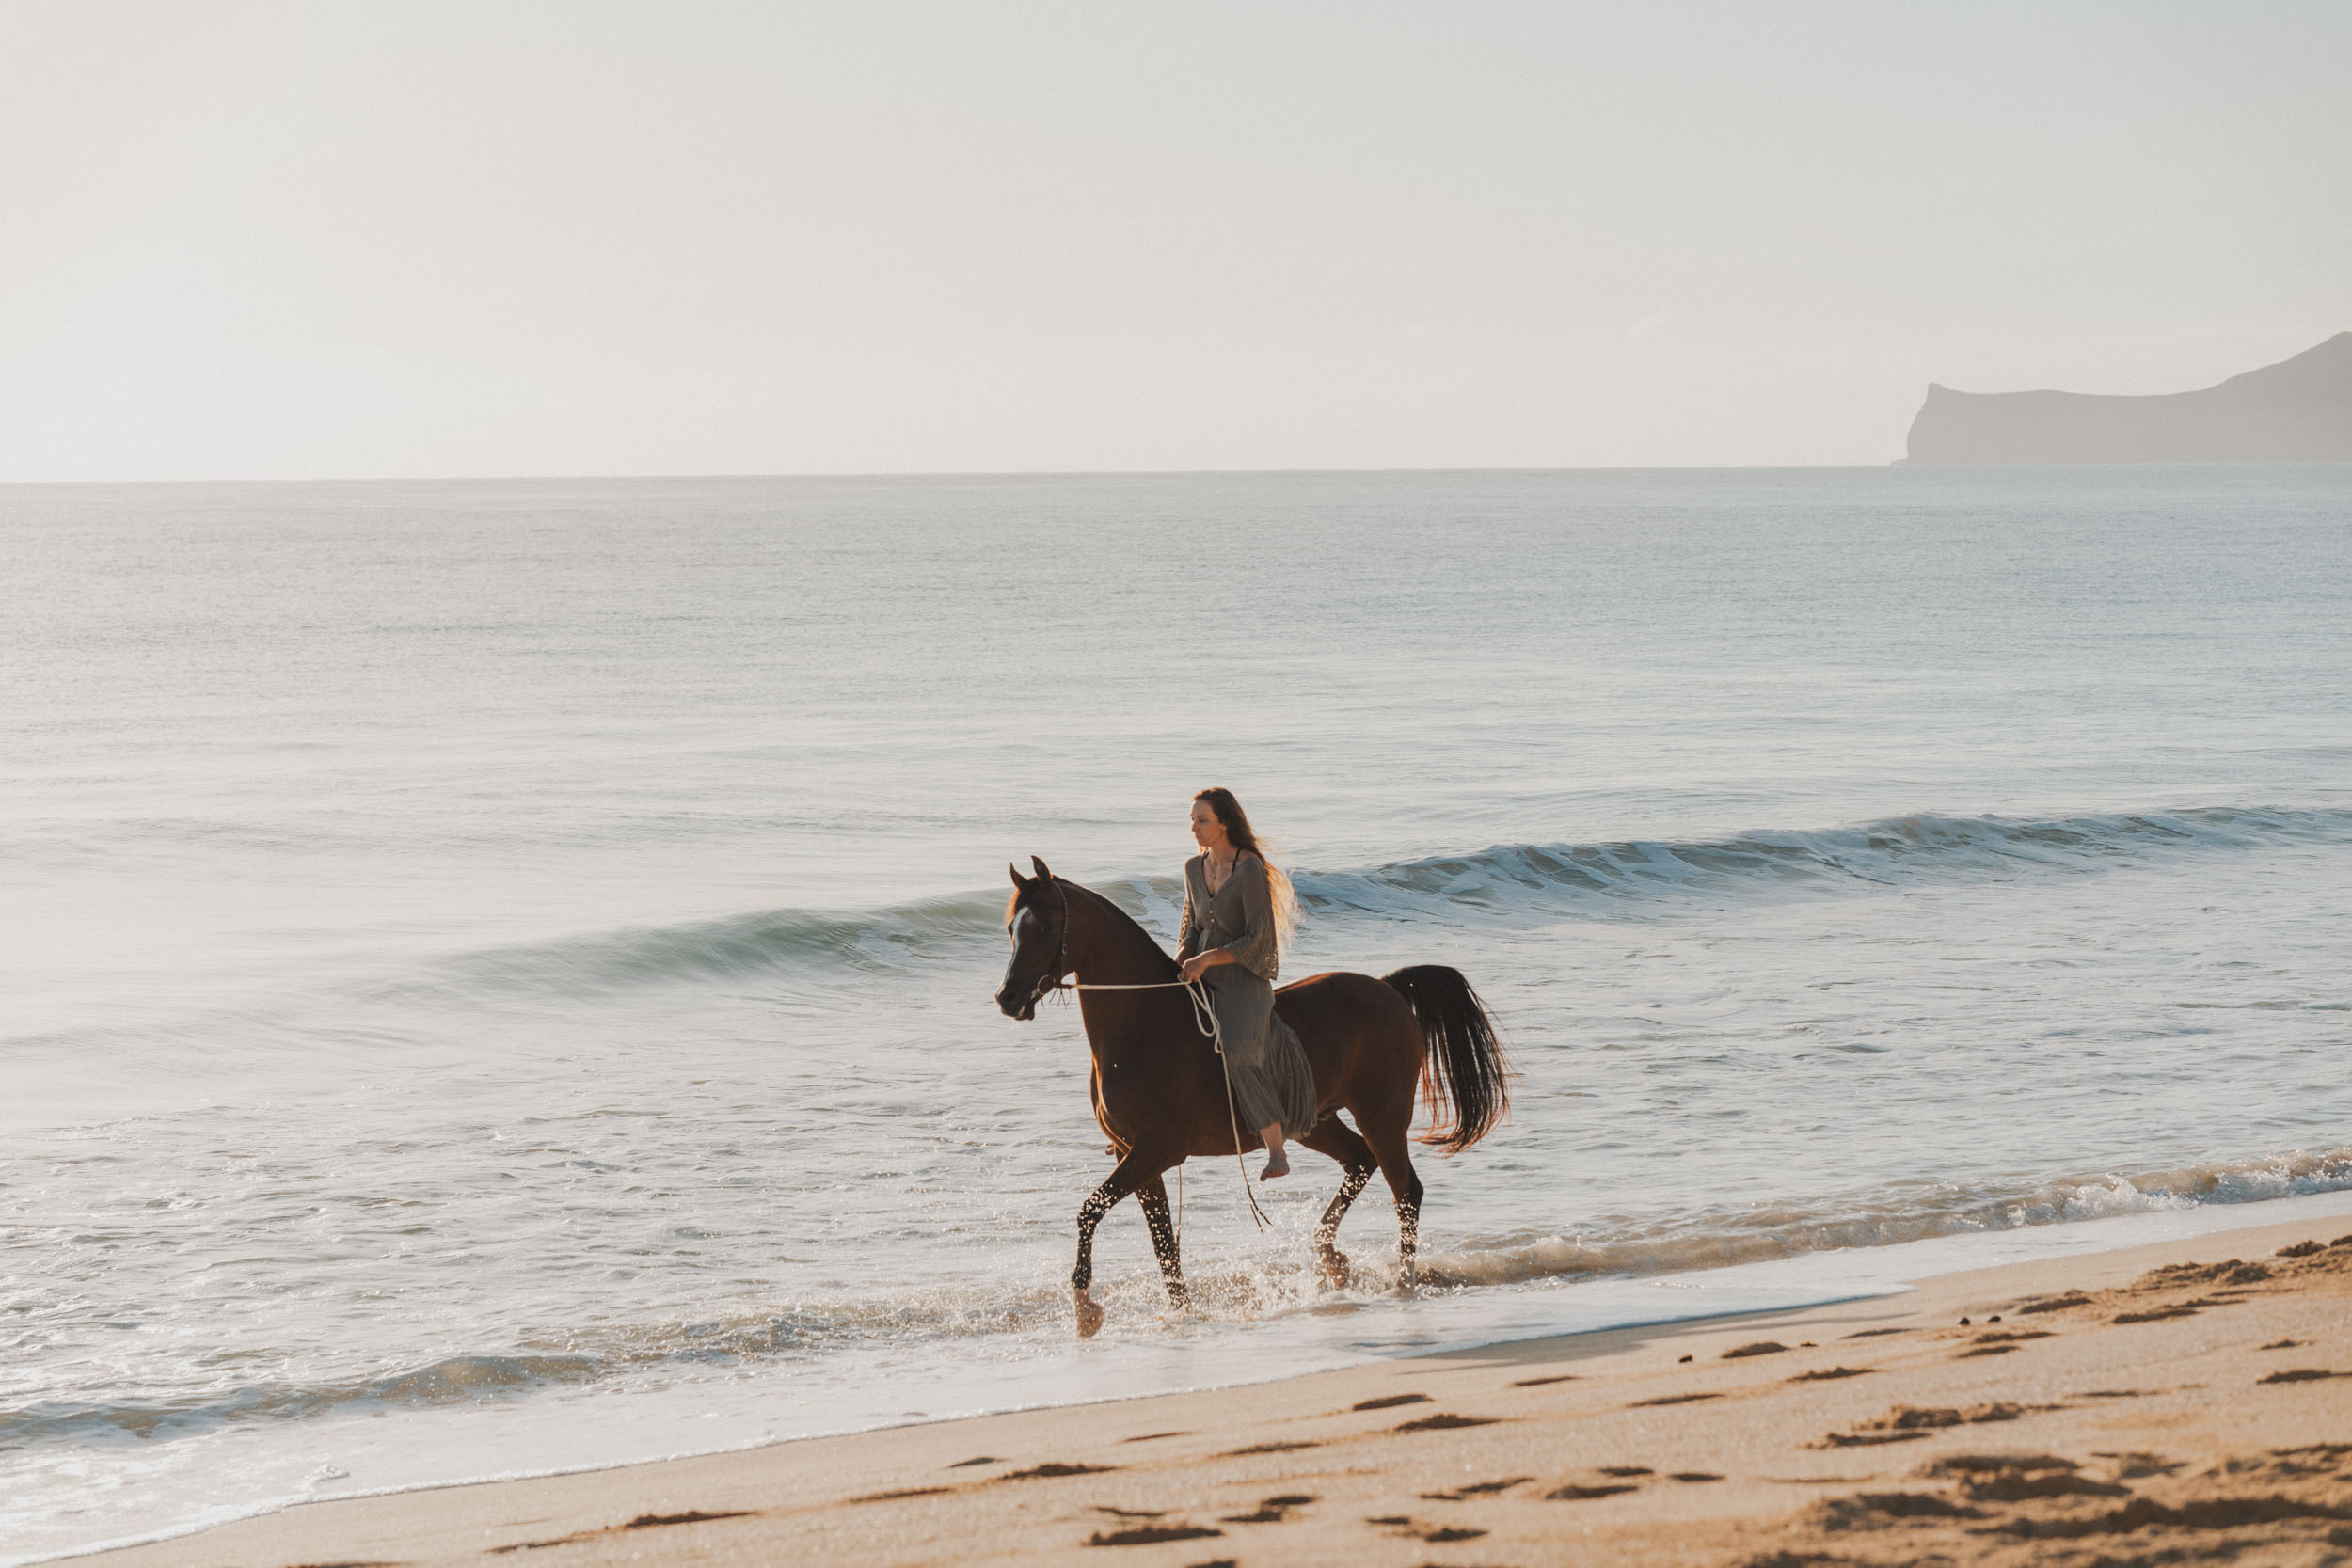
top-left (75, 1208), bottom-right (2352, 1568)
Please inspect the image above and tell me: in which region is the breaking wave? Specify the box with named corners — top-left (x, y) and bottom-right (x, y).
top-left (1300, 804), bottom-right (2352, 922)
top-left (407, 805), bottom-right (2352, 995)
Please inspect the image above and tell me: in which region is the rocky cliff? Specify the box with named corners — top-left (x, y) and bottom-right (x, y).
top-left (1903, 332), bottom-right (2352, 464)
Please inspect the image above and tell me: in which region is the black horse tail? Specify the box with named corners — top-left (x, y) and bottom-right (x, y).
top-left (1381, 965), bottom-right (1512, 1155)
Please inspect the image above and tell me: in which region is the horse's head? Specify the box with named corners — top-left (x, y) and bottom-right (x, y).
top-left (995, 855), bottom-right (1067, 1021)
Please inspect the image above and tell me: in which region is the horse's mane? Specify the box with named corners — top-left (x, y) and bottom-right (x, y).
top-left (1009, 877), bottom-right (1179, 976)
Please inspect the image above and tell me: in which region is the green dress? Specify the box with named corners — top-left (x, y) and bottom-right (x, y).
top-left (1177, 852), bottom-right (1320, 1140)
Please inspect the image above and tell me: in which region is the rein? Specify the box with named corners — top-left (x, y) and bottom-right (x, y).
top-left (1048, 880), bottom-right (1273, 1232)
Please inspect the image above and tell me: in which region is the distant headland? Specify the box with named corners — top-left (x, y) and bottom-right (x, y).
top-left (1901, 331), bottom-right (2352, 464)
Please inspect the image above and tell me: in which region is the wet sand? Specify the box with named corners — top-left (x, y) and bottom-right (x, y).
top-left (77, 1211), bottom-right (2352, 1568)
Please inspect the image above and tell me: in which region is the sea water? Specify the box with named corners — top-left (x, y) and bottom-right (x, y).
top-left (5, 466), bottom-right (2350, 1559)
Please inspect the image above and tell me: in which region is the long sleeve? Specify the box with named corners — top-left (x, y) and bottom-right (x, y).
top-left (1223, 857), bottom-right (1280, 981)
top-left (1176, 862), bottom-right (1201, 959)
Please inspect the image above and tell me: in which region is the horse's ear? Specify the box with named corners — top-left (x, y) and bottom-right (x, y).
top-left (1030, 855), bottom-right (1054, 883)
top-left (1009, 862), bottom-right (1030, 890)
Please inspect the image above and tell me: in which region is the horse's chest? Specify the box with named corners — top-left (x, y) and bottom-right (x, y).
top-left (1094, 1060), bottom-right (1186, 1132)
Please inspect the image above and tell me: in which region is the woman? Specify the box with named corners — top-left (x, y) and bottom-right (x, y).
top-left (1175, 787), bottom-right (1320, 1180)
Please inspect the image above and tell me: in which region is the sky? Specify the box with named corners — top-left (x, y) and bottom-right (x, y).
top-left (2, 0), bottom-right (2346, 481)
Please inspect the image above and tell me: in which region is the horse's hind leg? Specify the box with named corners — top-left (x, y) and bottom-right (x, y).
top-left (1296, 1116), bottom-right (1376, 1288)
top-left (1358, 1118), bottom-right (1427, 1285)
top-left (1136, 1171), bottom-right (1186, 1310)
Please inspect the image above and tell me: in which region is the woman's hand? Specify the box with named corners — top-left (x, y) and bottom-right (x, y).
top-left (1178, 951), bottom-right (1224, 983)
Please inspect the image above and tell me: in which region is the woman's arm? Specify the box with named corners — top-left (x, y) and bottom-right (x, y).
top-left (1178, 944), bottom-right (1234, 981)
top-left (1224, 856), bottom-right (1279, 979)
top-left (1179, 858), bottom-right (1277, 982)
top-left (1176, 865), bottom-right (1200, 961)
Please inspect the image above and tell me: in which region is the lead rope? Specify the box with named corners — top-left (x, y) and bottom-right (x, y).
top-left (1066, 974), bottom-right (1272, 1232)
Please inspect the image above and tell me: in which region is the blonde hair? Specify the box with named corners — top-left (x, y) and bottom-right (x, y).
top-left (1193, 787), bottom-right (1298, 946)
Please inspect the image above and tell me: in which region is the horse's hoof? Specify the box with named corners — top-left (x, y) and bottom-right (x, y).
top-left (1074, 1291), bottom-right (1104, 1338)
top-left (1318, 1250), bottom-right (1351, 1289)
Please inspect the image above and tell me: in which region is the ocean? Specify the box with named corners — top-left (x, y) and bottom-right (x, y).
top-left (6, 465), bottom-right (2350, 1560)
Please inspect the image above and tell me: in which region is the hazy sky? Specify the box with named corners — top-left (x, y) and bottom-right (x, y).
top-left (4, 1), bottom-right (2346, 480)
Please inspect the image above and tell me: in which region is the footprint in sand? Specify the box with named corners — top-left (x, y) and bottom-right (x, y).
top-left (1085, 1524), bottom-right (1224, 1547)
top-left (1814, 1400), bottom-right (2060, 1448)
top-left (1547, 1481), bottom-right (1640, 1500)
top-left (2112, 1304), bottom-right (2203, 1324)
top-left (1352, 1392), bottom-right (1432, 1411)
top-left (1367, 1514), bottom-right (1487, 1542)
top-left (489, 1509), bottom-right (757, 1553)
top-left (1513, 1372), bottom-right (1579, 1386)
top-left (1422, 1477), bottom-right (1532, 1500)
top-left (1219, 1493), bottom-right (1316, 1524)
top-left (1395, 1412), bottom-right (1499, 1432)
top-left (2011, 1290), bottom-right (2094, 1314)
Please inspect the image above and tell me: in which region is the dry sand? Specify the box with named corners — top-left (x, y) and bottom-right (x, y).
top-left (77, 1212), bottom-right (2352, 1568)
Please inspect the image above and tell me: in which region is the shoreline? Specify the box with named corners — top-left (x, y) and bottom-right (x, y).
top-left (58, 1191), bottom-right (2352, 1568)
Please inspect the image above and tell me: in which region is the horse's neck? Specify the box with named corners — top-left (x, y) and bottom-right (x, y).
top-left (1064, 884), bottom-right (1176, 986)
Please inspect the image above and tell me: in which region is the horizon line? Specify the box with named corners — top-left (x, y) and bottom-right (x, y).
top-left (1, 459), bottom-right (1985, 488)
top-left (13, 459), bottom-right (2352, 488)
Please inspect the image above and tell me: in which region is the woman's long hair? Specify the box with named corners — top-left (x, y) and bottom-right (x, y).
top-left (1194, 786), bottom-right (1298, 946)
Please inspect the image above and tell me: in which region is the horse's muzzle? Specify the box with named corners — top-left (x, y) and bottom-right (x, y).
top-left (997, 973), bottom-right (1054, 1024)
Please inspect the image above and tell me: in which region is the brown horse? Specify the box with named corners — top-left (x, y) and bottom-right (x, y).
top-left (993, 856), bottom-right (1510, 1338)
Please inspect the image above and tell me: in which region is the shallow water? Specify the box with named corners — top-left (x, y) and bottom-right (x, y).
top-left (4, 466), bottom-right (2349, 1558)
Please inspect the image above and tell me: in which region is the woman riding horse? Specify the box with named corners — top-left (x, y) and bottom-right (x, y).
top-left (1175, 788), bottom-right (1318, 1181)
top-left (995, 796), bottom-right (1511, 1337)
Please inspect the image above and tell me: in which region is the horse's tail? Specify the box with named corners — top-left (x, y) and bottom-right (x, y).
top-left (1380, 964), bottom-right (1512, 1155)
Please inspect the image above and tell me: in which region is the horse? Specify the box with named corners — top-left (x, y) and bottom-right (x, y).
top-left (993, 856), bottom-right (1511, 1338)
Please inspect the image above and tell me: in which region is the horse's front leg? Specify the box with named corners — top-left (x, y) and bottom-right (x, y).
top-left (1136, 1170), bottom-right (1186, 1310)
top-left (1072, 1148), bottom-right (1155, 1338)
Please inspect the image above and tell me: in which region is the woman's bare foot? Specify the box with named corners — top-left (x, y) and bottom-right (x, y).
top-left (1258, 1124), bottom-right (1289, 1180)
